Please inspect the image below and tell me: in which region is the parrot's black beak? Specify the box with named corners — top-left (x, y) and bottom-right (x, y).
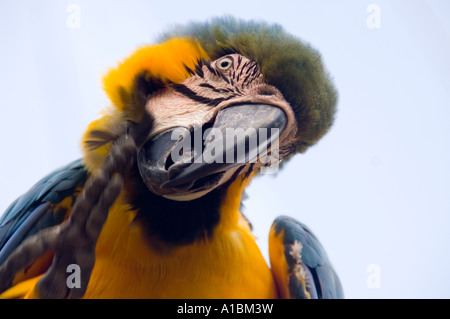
top-left (138, 104), bottom-right (287, 200)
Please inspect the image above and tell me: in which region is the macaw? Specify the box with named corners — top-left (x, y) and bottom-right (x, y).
top-left (0, 17), bottom-right (343, 299)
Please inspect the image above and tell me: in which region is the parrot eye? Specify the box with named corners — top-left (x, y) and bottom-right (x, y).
top-left (216, 57), bottom-right (233, 71)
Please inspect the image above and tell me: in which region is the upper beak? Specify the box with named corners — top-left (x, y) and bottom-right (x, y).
top-left (138, 103), bottom-right (287, 198)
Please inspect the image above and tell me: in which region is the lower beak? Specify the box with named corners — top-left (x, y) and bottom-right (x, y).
top-left (138, 104), bottom-right (287, 197)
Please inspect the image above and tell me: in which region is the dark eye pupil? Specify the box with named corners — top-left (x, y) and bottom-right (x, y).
top-left (221, 61), bottom-right (229, 68)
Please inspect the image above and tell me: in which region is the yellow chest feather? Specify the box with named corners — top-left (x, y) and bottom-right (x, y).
top-left (83, 194), bottom-right (276, 299)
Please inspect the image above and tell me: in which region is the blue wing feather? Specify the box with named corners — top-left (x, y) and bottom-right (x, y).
top-left (271, 215), bottom-right (344, 299)
top-left (0, 159), bottom-right (88, 264)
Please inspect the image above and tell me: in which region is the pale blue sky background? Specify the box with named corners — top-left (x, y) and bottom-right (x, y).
top-left (1, 0), bottom-right (449, 298)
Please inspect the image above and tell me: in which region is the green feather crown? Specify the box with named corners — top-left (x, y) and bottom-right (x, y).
top-left (161, 16), bottom-right (337, 154)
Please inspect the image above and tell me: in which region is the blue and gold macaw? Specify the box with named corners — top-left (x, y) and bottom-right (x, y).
top-left (0, 17), bottom-right (343, 299)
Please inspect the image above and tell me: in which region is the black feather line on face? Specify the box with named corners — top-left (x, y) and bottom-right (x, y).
top-left (217, 70), bottom-right (230, 84)
top-left (241, 72), bottom-right (253, 88)
top-left (245, 62), bottom-right (257, 75)
top-left (236, 55), bottom-right (243, 70)
top-left (184, 64), bottom-right (196, 76)
top-left (251, 65), bottom-right (259, 77)
top-left (199, 83), bottom-right (226, 93)
top-left (203, 59), bottom-right (217, 75)
top-left (240, 60), bottom-right (251, 73)
top-left (171, 83), bottom-right (234, 107)
top-left (195, 64), bottom-right (204, 78)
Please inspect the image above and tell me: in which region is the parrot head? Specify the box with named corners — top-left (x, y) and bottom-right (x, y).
top-left (82, 17), bottom-right (337, 203)
top-left (136, 52), bottom-right (299, 201)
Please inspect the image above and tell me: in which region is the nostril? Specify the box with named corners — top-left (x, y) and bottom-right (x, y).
top-left (257, 86), bottom-right (277, 96)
